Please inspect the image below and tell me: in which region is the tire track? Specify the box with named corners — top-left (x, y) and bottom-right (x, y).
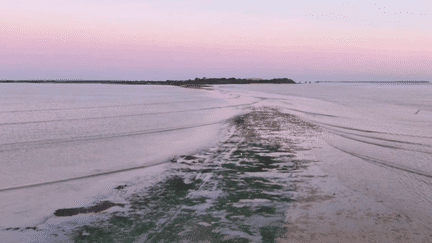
top-left (0, 121), bottom-right (225, 152)
top-left (328, 130), bottom-right (432, 155)
top-left (324, 127), bottom-right (432, 148)
top-left (316, 121), bottom-right (432, 139)
top-left (282, 107), bottom-right (339, 118)
top-left (64, 107), bottom-right (304, 243)
top-left (0, 122), bottom-right (225, 192)
top-left (0, 98), bottom-right (227, 114)
top-left (327, 143), bottom-right (432, 178)
top-left (0, 101), bottom-right (255, 126)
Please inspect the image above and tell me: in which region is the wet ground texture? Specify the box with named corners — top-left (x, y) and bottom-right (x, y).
top-left (60, 107), bottom-right (321, 243)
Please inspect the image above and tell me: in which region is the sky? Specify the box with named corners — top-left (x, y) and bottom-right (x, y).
top-left (1, 0), bottom-right (431, 81)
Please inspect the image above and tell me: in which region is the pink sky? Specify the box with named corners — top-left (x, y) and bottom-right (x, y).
top-left (1, 0), bottom-right (431, 81)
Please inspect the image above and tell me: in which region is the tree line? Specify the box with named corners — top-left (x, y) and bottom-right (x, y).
top-left (0, 78), bottom-right (295, 85)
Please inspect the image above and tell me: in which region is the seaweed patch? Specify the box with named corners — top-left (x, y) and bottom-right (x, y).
top-left (54, 201), bottom-right (125, 217)
top-left (63, 107), bottom-right (320, 242)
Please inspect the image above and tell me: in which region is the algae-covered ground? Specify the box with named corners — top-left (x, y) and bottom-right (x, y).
top-left (48, 107), bottom-right (321, 242)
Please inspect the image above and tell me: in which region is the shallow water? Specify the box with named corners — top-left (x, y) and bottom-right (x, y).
top-left (215, 83), bottom-right (432, 227)
top-left (0, 83), bottom-right (255, 229)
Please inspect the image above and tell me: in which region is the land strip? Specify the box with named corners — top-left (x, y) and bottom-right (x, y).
top-left (16, 107), bottom-right (316, 243)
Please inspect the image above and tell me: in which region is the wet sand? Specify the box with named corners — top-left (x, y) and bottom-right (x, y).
top-left (279, 158), bottom-right (431, 243)
top-left (3, 106), bottom-right (431, 242)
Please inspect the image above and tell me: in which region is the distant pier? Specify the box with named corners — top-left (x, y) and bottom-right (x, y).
top-left (313, 81), bottom-right (430, 85)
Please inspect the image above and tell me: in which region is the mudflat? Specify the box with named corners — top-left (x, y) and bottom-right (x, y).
top-left (6, 106), bottom-right (429, 242)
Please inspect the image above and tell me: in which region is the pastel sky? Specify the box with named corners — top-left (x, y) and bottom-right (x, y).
top-left (1, 0), bottom-right (431, 81)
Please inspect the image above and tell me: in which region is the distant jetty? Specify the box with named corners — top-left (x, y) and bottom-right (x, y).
top-left (0, 78), bottom-right (295, 85)
top-left (314, 81), bottom-right (430, 84)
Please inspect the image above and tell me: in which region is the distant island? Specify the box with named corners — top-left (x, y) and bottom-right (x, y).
top-left (0, 78), bottom-right (296, 86)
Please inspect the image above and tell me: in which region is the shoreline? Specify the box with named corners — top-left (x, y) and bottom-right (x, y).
top-left (3, 106), bottom-right (430, 242)
top-left (0, 78), bottom-right (296, 86)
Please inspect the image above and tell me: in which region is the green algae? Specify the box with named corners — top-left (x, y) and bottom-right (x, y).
top-left (68, 108), bottom-right (311, 243)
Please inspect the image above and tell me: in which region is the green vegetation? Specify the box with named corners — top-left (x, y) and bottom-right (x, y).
top-left (62, 109), bottom-right (309, 242)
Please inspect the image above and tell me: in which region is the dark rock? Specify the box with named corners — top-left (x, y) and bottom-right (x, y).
top-left (54, 201), bottom-right (125, 217)
top-left (115, 185), bottom-right (127, 190)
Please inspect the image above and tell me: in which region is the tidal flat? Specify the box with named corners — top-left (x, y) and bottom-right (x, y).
top-left (1, 83), bottom-right (431, 242)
